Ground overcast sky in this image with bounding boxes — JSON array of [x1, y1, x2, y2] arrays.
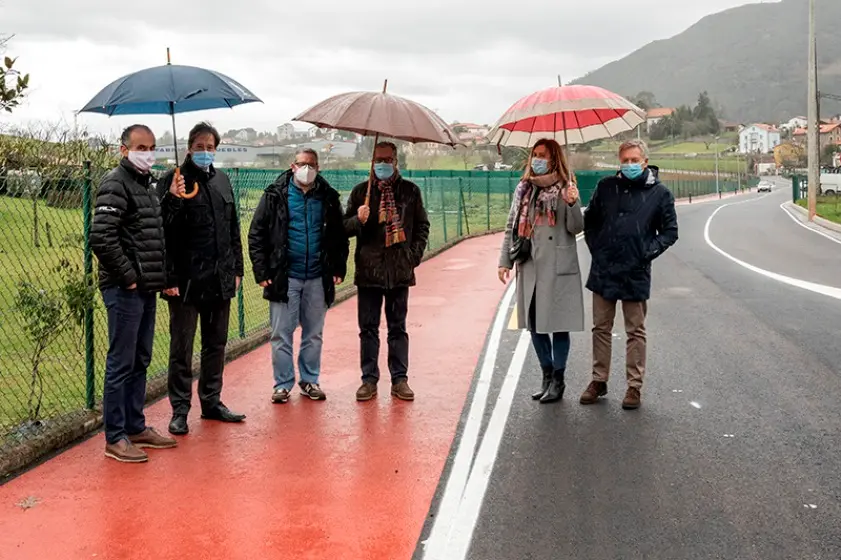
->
[[1, 0, 764, 140]]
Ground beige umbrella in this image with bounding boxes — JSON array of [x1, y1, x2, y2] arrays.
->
[[294, 80, 463, 205]]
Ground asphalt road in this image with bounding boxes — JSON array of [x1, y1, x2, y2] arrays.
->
[[416, 179, 841, 560]]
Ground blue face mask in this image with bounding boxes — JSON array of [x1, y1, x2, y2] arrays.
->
[[192, 151, 215, 169], [531, 158, 549, 176], [374, 162, 395, 180], [621, 163, 644, 180]]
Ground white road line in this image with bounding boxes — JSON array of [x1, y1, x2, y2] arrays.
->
[[422, 278, 517, 559], [438, 330, 532, 560], [704, 199, 841, 300], [778, 202, 841, 246]]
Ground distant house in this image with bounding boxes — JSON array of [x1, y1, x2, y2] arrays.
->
[[719, 120, 740, 133], [792, 122, 841, 150], [453, 122, 491, 144], [781, 116, 808, 131], [645, 108, 675, 133], [276, 123, 295, 141], [739, 124, 781, 154]]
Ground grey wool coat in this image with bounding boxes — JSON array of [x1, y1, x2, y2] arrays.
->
[[499, 189, 585, 334]]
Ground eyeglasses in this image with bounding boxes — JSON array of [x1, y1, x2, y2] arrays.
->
[[373, 157, 394, 164]]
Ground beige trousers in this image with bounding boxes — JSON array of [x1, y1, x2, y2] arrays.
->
[[591, 293, 648, 389]]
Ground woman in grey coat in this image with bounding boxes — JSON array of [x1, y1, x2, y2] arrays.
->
[[498, 138, 585, 403]]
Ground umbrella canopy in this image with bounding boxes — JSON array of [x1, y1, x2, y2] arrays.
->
[[79, 64, 262, 116], [488, 85, 645, 148], [294, 90, 462, 147]]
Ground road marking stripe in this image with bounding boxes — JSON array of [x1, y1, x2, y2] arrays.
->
[[438, 330, 532, 560], [422, 278, 517, 559], [704, 197, 841, 300], [507, 304, 518, 330], [779, 202, 841, 246]]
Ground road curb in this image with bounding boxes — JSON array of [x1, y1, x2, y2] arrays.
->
[[784, 201, 841, 235]]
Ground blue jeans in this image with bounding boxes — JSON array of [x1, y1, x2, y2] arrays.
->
[[101, 287, 157, 445], [269, 278, 327, 390], [530, 331, 571, 374]]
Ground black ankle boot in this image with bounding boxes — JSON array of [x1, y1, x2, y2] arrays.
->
[[532, 367, 553, 400], [539, 370, 566, 404]]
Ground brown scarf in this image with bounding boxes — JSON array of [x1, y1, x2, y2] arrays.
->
[[515, 172, 563, 238], [378, 173, 406, 247]]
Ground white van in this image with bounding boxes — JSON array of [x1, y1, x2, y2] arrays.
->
[[819, 170, 841, 195]]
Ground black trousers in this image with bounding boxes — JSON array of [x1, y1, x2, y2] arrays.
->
[[167, 298, 231, 416], [357, 287, 409, 384]]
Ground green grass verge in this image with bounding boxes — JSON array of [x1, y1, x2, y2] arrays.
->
[[796, 196, 841, 224]]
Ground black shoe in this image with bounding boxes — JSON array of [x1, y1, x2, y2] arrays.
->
[[168, 414, 189, 435], [201, 405, 246, 423], [531, 368, 553, 400], [539, 371, 566, 404]]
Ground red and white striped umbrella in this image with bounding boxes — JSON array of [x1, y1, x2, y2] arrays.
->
[[487, 84, 646, 148]]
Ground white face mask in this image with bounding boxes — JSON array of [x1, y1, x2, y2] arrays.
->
[[294, 165, 317, 186], [127, 150, 156, 173]]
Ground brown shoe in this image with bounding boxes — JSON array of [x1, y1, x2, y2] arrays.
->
[[622, 387, 641, 410], [104, 439, 148, 463], [580, 381, 608, 405], [391, 380, 415, 401], [129, 427, 178, 449], [356, 382, 378, 401]]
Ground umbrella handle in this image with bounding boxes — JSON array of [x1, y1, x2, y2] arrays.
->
[[173, 166, 200, 199], [182, 181, 200, 199]]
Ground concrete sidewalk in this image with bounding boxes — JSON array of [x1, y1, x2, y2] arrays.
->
[[0, 234, 507, 560]]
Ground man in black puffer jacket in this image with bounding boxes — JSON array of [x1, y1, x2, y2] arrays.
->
[[90, 124, 178, 463], [580, 139, 678, 411], [156, 122, 246, 436]]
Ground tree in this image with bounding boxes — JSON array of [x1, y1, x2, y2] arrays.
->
[[629, 91, 659, 111], [821, 144, 840, 167], [0, 36, 29, 113], [15, 260, 96, 422]]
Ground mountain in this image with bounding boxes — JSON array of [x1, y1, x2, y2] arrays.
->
[[571, 0, 841, 123]]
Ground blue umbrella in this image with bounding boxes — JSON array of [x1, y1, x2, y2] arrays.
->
[[79, 49, 261, 163]]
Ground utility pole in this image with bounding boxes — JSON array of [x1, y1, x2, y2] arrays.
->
[[807, 0, 819, 220]]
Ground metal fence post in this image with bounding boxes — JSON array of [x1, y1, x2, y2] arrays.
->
[[234, 168, 245, 339], [440, 181, 448, 243], [457, 178, 463, 237], [82, 161, 96, 409], [486, 174, 491, 231]]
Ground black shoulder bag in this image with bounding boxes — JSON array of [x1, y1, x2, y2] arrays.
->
[[509, 213, 531, 264]]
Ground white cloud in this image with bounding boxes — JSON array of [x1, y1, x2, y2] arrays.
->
[[1, 0, 761, 139]]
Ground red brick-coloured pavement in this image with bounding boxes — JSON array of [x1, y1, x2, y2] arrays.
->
[[0, 234, 506, 560]]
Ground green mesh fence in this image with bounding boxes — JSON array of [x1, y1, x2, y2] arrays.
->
[[0, 164, 747, 475]]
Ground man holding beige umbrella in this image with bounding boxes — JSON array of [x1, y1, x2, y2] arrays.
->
[[294, 83, 458, 401]]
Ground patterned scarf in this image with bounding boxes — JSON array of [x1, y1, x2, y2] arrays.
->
[[378, 172, 406, 247], [515, 172, 562, 238]]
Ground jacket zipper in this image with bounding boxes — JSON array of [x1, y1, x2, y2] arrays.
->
[[304, 194, 310, 278]]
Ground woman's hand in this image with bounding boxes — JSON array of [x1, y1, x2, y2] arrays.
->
[[564, 183, 580, 205], [498, 267, 511, 284]]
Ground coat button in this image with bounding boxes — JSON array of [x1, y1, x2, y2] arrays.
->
[[548, 236, 553, 240]]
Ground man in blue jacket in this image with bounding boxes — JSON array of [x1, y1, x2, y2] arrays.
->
[[248, 148, 349, 403], [580, 139, 678, 410]]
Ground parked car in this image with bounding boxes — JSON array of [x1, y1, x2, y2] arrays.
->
[[757, 181, 773, 193]]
